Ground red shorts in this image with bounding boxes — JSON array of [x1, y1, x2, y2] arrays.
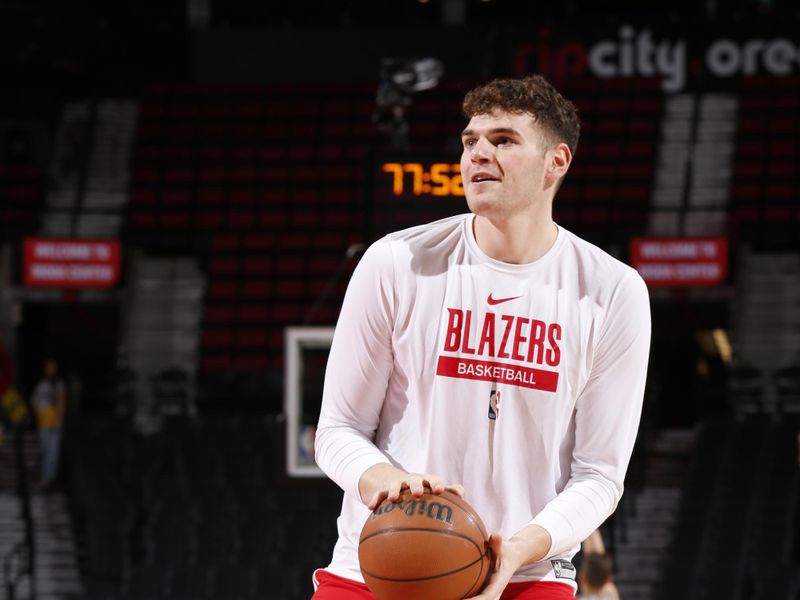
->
[[312, 569, 575, 599]]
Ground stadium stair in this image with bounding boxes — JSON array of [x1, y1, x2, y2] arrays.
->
[[1, 430, 84, 600], [30, 493, 84, 599], [613, 428, 694, 600]]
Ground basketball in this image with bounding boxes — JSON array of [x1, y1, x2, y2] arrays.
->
[[358, 489, 493, 600]]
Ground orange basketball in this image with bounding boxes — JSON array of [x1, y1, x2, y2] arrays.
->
[[358, 490, 492, 600]]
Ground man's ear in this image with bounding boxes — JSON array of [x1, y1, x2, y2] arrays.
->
[[545, 142, 572, 187]]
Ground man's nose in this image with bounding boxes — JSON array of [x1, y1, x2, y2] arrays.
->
[[470, 138, 493, 162]]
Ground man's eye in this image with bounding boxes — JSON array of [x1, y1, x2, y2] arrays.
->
[[463, 139, 476, 147], [497, 137, 513, 146]]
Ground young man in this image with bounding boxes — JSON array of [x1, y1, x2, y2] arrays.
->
[[313, 74, 651, 599]]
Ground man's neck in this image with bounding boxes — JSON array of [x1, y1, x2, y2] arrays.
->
[[472, 211, 558, 265]]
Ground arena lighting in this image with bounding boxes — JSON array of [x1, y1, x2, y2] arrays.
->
[[712, 329, 732, 364]]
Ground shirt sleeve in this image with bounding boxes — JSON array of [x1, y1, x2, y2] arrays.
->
[[314, 240, 396, 503], [530, 269, 651, 557]]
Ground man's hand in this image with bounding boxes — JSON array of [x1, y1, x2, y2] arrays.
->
[[468, 525, 552, 599], [359, 463, 464, 510], [468, 534, 524, 600]]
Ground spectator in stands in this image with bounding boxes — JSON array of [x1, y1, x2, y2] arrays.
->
[[0, 392, 8, 474], [0, 338, 11, 460], [31, 357, 67, 491], [0, 338, 24, 486], [313, 74, 650, 599], [0, 336, 13, 401], [577, 530, 620, 600]]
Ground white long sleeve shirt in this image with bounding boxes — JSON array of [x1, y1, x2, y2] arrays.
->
[[315, 213, 651, 588]]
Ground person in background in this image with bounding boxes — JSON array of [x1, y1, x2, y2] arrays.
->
[[578, 530, 620, 600], [0, 338, 12, 462], [32, 357, 67, 491]]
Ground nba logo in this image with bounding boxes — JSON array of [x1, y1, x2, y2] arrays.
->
[[488, 390, 501, 420]]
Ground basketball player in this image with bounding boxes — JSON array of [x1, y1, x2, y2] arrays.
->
[[313, 74, 651, 599]]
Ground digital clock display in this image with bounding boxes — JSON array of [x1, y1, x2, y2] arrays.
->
[[371, 157, 468, 240], [381, 162, 464, 197]]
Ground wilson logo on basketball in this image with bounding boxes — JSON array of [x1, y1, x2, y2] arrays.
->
[[370, 499, 453, 525], [436, 307, 562, 392]]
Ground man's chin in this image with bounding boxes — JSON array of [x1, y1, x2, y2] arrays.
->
[[465, 195, 498, 215], [467, 193, 500, 212]]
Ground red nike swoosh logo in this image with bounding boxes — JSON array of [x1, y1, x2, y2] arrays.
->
[[487, 293, 523, 306]]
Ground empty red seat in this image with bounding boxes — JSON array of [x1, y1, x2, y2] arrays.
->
[[228, 211, 257, 228], [230, 188, 257, 204], [276, 234, 312, 249], [202, 355, 233, 371], [159, 212, 190, 228], [238, 305, 269, 322], [197, 212, 225, 228], [272, 303, 301, 321], [128, 207, 155, 225], [242, 256, 273, 274], [242, 236, 273, 252], [205, 306, 236, 324], [210, 258, 239, 275], [208, 281, 238, 300], [163, 190, 192, 205], [203, 330, 234, 348], [273, 280, 305, 298], [241, 281, 270, 298], [237, 330, 268, 348], [234, 355, 268, 369], [199, 167, 227, 183]]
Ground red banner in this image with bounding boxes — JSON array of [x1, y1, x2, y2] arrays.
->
[[23, 238, 121, 289], [630, 238, 728, 287], [436, 356, 559, 392]]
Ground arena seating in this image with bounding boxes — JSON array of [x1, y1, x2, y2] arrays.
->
[[124, 77, 663, 409], [730, 75, 800, 242], [0, 161, 45, 235], [555, 77, 661, 233], [126, 82, 378, 386], [66, 415, 342, 599]]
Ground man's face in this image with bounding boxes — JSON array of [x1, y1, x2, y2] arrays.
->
[[45, 359, 57, 378], [460, 110, 552, 220]]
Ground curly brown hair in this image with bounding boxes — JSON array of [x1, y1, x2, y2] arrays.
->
[[462, 75, 580, 156]]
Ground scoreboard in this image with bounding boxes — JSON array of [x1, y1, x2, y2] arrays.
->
[[371, 157, 468, 239], [380, 161, 464, 198]]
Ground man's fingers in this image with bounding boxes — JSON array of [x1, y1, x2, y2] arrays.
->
[[386, 479, 405, 503], [467, 534, 509, 599], [445, 483, 465, 498], [426, 475, 445, 494], [468, 571, 504, 600], [368, 473, 466, 509], [423, 473, 444, 494], [488, 533, 504, 570], [368, 489, 387, 510], [408, 474, 427, 496]]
